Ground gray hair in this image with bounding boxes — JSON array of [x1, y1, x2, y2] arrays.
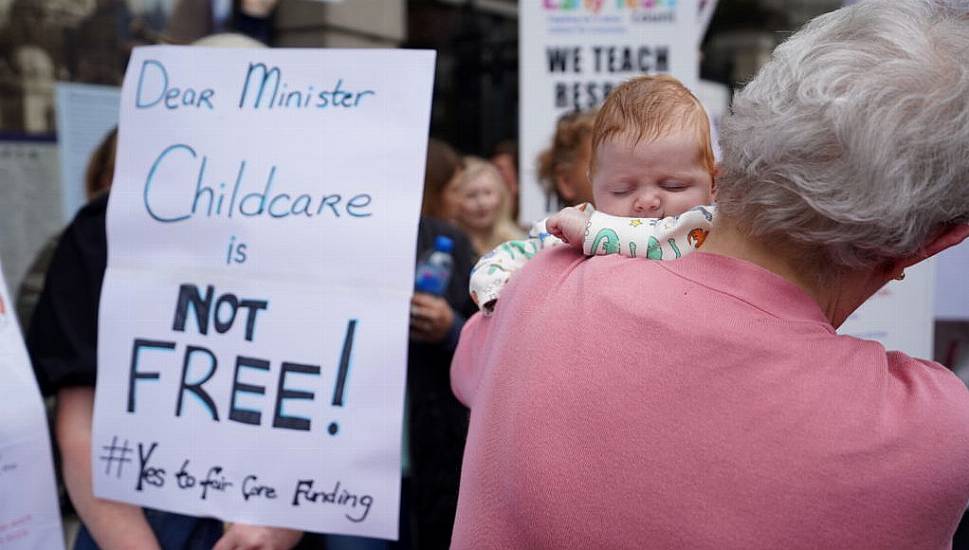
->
[[716, 0, 969, 271]]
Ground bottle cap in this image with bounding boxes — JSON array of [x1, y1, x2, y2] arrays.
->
[[434, 235, 454, 253]]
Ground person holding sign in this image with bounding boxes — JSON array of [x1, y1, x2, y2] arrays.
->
[[30, 160, 304, 550], [28, 37, 308, 550], [451, 1, 969, 547]]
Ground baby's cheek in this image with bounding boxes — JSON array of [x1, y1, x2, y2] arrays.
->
[[594, 195, 630, 217]]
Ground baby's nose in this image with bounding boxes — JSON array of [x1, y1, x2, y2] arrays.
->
[[634, 192, 661, 214]]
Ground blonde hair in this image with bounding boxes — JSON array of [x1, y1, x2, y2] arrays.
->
[[592, 75, 715, 177], [456, 156, 524, 253], [537, 109, 597, 202]]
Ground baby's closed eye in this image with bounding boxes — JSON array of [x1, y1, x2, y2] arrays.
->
[[661, 180, 690, 191]]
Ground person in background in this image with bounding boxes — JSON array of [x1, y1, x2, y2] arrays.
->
[[490, 139, 519, 221], [17, 128, 116, 330], [446, 157, 524, 256], [537, 109, 597, 209], [421, 138, 465, 222], [402, 218, 476, 550], [451, 1, 969, 547], [165, 0, 279, 45], [300, 138, 477, 550], [28, 36, 304, 550]]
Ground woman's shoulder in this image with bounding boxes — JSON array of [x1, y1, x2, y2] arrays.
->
[[886, 351, 969, 405], [885, 350, 969, 442]]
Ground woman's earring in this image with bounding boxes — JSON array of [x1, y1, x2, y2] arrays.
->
[[895, 270, 906, 281]]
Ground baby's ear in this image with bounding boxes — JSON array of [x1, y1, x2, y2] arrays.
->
[[709, 164, 721, 199]]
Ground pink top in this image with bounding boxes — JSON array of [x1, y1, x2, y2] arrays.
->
[[451, 248, 969, 549]]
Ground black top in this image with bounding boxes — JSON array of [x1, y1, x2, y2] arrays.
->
[[27, 193, 108, 396]]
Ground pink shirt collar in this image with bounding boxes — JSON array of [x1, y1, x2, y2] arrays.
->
[[660, 251, 835, 332]]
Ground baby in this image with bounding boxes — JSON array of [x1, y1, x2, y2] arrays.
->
[[471, 75, 717, 313]]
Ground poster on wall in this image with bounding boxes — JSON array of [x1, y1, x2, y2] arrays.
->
[[0, 260, 65, 550], [519, 0, 701, 224], [0, 138, 61, 296], [92, 46, 435, 540], [55, 82, 121, 220]]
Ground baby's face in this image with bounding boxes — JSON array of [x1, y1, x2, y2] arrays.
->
[[591, 129, 713, 218]]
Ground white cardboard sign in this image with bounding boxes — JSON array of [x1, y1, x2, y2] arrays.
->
[[519, 0, 700, 224], [0, 260, 65, 550], [92, 46, 435, 540]]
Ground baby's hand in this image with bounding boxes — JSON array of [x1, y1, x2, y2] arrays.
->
[[546, 206, 590, 247]]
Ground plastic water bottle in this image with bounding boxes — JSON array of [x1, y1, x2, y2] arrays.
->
[[414, 236, 454, 296]]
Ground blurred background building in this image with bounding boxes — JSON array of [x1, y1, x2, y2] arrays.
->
[[0, 0, 844, 152]]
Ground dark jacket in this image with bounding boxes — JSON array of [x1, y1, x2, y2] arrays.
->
[[406, 217, 476, 549]]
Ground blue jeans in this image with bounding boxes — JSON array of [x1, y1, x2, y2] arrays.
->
[[73, 508, 223, 550]]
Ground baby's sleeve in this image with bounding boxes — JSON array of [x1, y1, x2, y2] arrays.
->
[[582, 205, 716, 260], [469, 218, 564, 315]]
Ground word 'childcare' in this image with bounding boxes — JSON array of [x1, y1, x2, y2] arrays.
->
[[134, 60, 376, 111], [126, 284, 357, 436], [143, 144, 374, 223]]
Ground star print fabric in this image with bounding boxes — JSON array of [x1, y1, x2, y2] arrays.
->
[[469, 204, 717, 316]]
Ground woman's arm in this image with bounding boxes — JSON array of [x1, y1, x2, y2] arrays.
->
[[56, 387, 162, 550]]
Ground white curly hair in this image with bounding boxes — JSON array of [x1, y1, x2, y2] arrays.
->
[[716, 0, 969, 271]]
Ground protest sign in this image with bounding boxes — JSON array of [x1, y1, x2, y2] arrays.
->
[[92, 46, 435, 540], [0, 260, 64, 550], [519, 0, 700, 224]]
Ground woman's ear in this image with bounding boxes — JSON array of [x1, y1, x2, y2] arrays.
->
[[893, 223, 969, 273]]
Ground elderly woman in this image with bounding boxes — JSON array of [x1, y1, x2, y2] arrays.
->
[[450, 1, 969, 548]]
